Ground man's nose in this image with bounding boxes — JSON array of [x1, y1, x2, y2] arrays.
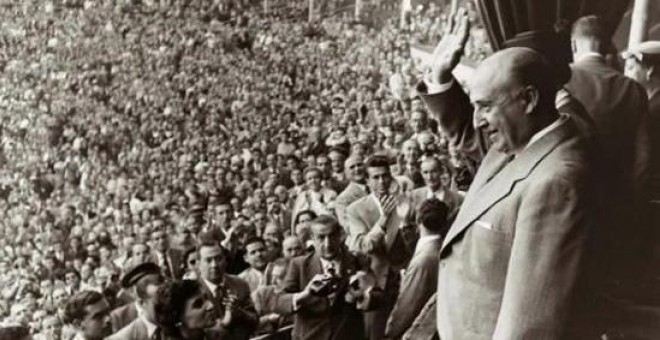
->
[[473, 109, 487, 129]]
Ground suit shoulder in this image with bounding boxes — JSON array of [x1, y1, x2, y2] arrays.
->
[[347, 194, 371, 212], [225, 274, 250, 290]]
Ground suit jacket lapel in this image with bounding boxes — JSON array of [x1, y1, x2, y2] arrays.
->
[[442, 118, 576, 251]]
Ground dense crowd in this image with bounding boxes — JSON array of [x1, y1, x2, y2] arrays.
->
[[0, 0, 490, 339]]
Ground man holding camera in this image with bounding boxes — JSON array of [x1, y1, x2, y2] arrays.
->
[[275, 215, 376, 340]]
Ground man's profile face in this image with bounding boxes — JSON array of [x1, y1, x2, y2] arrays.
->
[[367, 166, 392, 197], [81, 299, 111, 340], [469, 66, 529, 154], [198, 245, 226, 284], [311, 222, 341, 260]]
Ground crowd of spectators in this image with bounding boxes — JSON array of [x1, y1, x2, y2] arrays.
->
[[0, 0, 489, 339]]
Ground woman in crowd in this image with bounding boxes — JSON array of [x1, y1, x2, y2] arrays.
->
[[154, 280, 218, 340]]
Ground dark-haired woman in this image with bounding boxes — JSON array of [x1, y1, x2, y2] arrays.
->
[[154, 280, 220, 340]]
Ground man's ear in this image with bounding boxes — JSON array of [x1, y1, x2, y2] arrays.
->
[[522, 86, 539, 115]]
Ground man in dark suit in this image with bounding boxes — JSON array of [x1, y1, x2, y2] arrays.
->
[[106, 262, 165, 340], [197, 235, 258, 340], [566, 15, 651, 289], [333, 154, 369, 231], [275, 215, 371, 340], [109, 261, 163, 333], [150, 225, 184, 280], [346, 155, 415, 340], [384, 199, 447, 340], [417, 13, 597, 339]]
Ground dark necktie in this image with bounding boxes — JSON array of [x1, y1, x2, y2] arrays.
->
[[160, 253, 172, 279]]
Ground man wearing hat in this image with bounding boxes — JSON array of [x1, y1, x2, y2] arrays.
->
[[108, 261, 164, 336]]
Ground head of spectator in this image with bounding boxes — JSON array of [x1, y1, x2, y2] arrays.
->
[[264, 258, 290, 287], [62, 290, 112, 340], [274, 185, 289, 204], [9, 303, 30, 326], [210, 196, 233, 230], [402, 139, 421, 165], [417, 198, 450, 237], [41, 314, 62, 340], [282, 235, 303, 259], [154, 280, 216, 339], [418, 132, 437, 155], [410, 110, 428, 134], [197, 237, 228, 286], [420, 156, 453, 192], [310, 215, 343, 261], [124, 260, 164, 314], [328, 148, 347, 175], [244, 237, 269, 272], [182, 247, 199, 280], [345, 154, 366, 185], [64, 268, 81, 293], [366, 155, 395, 198], [131, 242, 152, 264], [303, 166, 323, 192], [316, 154, 331, 178], [571, 15, 608, 60], [294, 210, 317, 245], [290, 168, 304, 187], [623, 41, 660, 96], [469, 47, 560, 155]]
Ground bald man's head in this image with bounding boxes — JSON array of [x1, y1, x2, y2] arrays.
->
[[469, 48, 559, 154]]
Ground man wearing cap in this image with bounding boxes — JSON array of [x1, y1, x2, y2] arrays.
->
[[107, 262, 165, 340]]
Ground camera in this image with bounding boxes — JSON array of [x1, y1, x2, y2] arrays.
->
[[311, 272, 342, 296]]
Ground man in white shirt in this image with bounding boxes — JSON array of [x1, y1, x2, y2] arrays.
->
[[239, 237, 269, 292]]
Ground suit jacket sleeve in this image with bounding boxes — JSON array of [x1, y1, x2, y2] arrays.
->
[[632, 85, 650, 198], [346, 202, 384, 254], [493, 176, 589, 340], [417, 79, 488, 164], [274, 258, 300, 315], [385, 256, 438, 339]]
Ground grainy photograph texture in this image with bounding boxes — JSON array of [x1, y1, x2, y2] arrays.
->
[[0, 0, 658, 339]]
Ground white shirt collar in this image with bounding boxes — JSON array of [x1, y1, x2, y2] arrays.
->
[[73, 333, 88, 340], [414, 235, 441, 255], [319, 257, 340, 274], [575, 52, 603, 62], [426, 187, 446, 201], [140, 314, 160, 339], [203, 278, 219, 296], [524, 116, 566, 151]]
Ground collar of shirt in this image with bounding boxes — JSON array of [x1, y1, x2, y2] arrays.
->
[[524, 116, 566, 152], [135, 301, 144, 317], [140, 314, 160, 339], [73, 333, 88, 340], [203, 278, 225, 297], [426, 187, 446, 201], [319, 257, 341, 275], [414, 235, 441, 255], [575, 52, 603, 63]]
